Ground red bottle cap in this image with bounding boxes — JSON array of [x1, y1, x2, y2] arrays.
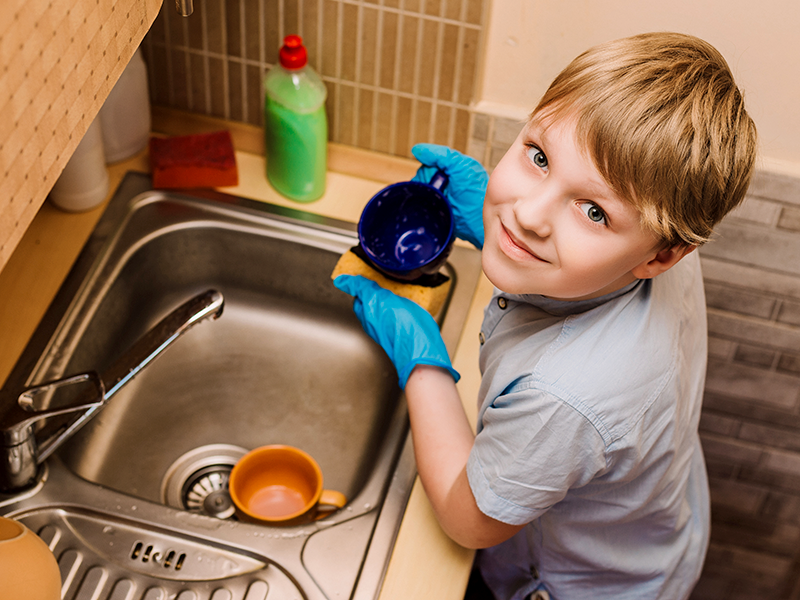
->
[[279, 35, 308, 70]]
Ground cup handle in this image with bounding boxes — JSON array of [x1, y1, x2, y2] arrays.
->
[[429, 169, 449, 192], [314, 489, 348, 519]]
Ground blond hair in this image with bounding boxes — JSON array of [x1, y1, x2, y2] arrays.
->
[[532, 32, 757, 246]]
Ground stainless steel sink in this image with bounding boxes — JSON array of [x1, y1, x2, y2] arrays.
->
[[0, 172, 482, 600]]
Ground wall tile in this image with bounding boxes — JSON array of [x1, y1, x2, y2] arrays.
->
[[701, 255, 800, 302], [704, 221, 800, 278], [779, 206, 800, 232], [749, 169, 800, 207], [733, 343, 777, 369], [208, 57, 227, 119], [707, 335, 735, 360], [699, 410, 741, 437], [379, 11, 399, 89], [225, 0, 242, 58], [761, 491, 800, 524], [705, 356, 800, 410], [777, 352, 800, 375], [443, 0, 462, 21], [729, 195, 782, 227], [739, 421, 800, 454], [457, 27, 480, 105], [205, 0, 225, 54], [778, 300, 800, 327], [188, 52, 207, 113], [284, 0, 300, 35], [437, 23, 459, 101], [417, 19, 439, 98], [707, 309, 800, 354], [144, 0, 481, 156], [360, 6, 379, 87], [739, 464, 800, 495], [704, 281, 776, 319], [763, 447, 800, 478], [700, 432, 764, 466]]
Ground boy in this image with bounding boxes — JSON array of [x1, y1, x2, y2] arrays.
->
[[335, 32, 757, 599]]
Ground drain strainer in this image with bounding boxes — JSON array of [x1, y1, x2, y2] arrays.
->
[[161, 444, 248, 519]]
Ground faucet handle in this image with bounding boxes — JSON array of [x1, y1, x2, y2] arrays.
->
[[17, 372, 106, 462], [3, 372, 105, 447]]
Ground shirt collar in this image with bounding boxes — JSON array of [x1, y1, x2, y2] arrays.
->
[[502, 280, 643, 317]]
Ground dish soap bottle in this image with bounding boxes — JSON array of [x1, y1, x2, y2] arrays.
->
[[264, 35, 328, 202]]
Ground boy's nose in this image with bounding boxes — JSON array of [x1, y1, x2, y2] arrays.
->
[[513, 185, 557, 238]]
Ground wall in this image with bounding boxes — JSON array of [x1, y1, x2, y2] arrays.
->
[[477, 0, 800, 177], [141, 0, 486, 158], [142, 1, 800, 598], [690, 172, 800, 600]]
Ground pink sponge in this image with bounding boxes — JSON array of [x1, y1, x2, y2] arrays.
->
[[149, 130, 239, 189]]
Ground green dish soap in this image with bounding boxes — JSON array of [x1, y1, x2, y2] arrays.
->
[[264, 35, 328, 202]]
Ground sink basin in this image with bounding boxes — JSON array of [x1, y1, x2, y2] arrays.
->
[[0, 172, 482, 600]]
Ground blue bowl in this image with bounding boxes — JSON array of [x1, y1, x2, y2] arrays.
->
[[358, 171, 454, 282]]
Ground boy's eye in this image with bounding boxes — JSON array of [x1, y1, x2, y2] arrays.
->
[[525, 145, 548, 169], [580, 202, 607, 225]]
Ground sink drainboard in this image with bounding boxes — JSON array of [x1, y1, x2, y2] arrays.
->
[[0, 172, 484, 600], [18, 508, 304, 599]]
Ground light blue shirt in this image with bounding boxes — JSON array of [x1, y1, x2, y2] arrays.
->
[[467, 252, 710, 600]]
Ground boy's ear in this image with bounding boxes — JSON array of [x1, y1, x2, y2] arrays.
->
[[631, 244, 697, 280]]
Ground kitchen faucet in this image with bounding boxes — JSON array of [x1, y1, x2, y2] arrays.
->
[[0, 289, 223, 493]]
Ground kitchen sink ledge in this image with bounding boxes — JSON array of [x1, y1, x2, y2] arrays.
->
[[0, 109, 494, 600]]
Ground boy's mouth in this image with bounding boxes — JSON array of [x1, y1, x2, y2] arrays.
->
[[499, 223, 548, 263]]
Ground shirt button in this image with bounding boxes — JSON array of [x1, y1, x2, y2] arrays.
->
[[497, 297, 508, 309], [479, 332, 485, 345]]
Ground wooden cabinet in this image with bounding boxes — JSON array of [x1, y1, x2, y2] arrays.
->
[[0, 0, 163, 273]]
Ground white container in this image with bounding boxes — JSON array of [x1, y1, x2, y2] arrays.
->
[[48, 117, 110, 212], [99, 47, 151, 163]]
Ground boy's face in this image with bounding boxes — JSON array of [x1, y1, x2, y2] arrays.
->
[[482, 115, 669, 301]]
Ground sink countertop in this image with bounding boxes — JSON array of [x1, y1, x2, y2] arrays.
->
[[0, 110, 495, 600]]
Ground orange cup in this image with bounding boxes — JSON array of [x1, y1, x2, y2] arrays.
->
[[229, 445, 347, 525], [0, 516, 61, 600]]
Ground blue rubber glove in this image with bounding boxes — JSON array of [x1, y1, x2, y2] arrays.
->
[[334, 274, 460, 388], [412, 143, 488, 249]]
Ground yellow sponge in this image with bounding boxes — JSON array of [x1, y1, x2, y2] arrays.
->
[[332, 247, 451, 315]]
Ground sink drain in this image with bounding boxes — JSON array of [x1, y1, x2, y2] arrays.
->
[[161, 444, 248, 519]]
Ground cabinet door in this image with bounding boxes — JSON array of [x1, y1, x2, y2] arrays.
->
[[0, 0, 163, 272]]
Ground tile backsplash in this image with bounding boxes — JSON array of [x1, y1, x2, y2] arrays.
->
[[141, 3, 800, 596], [142, 0, 484, 158]]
